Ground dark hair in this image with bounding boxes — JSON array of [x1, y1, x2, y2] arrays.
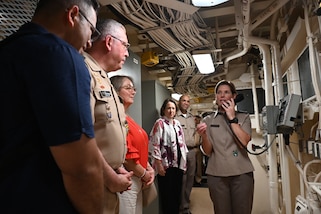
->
[[160, 98, 178, 116], [35, 0, 99, 15], [215, 80, 237, 95], [110, 75, 134, 92], [179, 94, 190, 102]]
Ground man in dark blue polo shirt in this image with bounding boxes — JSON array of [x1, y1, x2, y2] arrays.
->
[[0, 0, 105, 213]]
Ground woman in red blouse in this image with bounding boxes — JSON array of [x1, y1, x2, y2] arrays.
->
[[111, 75, 155, 214]]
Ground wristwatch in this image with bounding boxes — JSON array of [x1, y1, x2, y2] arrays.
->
[[228, 117, 238, 124]]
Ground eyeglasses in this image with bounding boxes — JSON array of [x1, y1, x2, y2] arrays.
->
[[78, 10, 101, 42], [110, 35, 130, 49], [121, 85, 136, 92]]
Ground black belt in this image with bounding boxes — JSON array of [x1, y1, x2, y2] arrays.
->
[[187, 145, 199, 150]]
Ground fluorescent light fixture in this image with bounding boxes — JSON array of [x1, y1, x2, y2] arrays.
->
[[192, 54, 215, 74], [192, 0, 229, 7], [171, 93, 182, 101]]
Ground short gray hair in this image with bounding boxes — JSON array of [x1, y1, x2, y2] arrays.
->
[[96, 18, 126, 40]]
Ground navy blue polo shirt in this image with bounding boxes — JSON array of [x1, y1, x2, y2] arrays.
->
[[0, 22, 94, 213]]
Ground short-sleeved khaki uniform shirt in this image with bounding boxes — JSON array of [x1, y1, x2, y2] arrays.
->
[[83, 52, 127, 169], [203, 111, 254, 177], [84, 52, 128, 213], [176, 110, 196, 148]]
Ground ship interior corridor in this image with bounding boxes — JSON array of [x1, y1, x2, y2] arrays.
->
[[3, 1, 321, 214]]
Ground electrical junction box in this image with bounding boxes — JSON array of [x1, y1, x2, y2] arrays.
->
[[306, 140, 314, 155], [261, 105, 279, 134], [295, 194, 321, 214], [141, 51, 159, 67], [307, 183, 321, 213], [277, 94, 301, 129], [261, 94, 301, 135], [295, 195, 309, 214]]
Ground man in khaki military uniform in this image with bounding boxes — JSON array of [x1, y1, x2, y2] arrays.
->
[[84, 18, 133, 214], [194, 115, 203, 185], [176, 94, 197, 214]]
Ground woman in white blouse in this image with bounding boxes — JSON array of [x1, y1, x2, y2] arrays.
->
[[149, 98, 188, 214]]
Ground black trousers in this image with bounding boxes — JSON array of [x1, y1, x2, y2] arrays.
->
[[157, 167, 183, 214]]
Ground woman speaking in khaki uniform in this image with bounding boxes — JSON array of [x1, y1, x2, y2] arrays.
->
[[197, 80, 254, 214]]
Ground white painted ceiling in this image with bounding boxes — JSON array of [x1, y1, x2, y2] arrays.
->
[[98, 0, 304, 111]]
